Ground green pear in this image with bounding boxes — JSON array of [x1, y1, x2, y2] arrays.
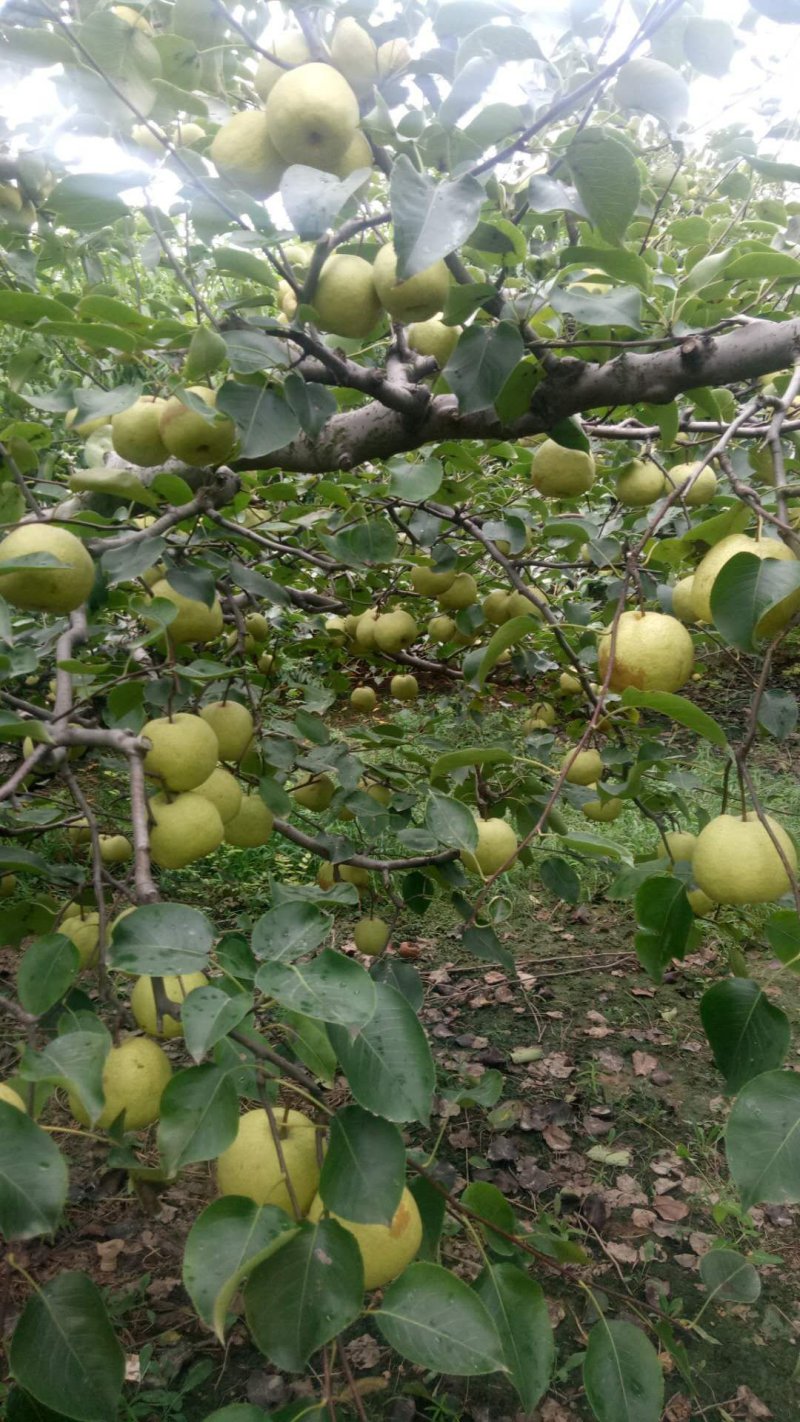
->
[[199, 699, 254, 762], [209, 110, 285, 198], [334, 129, 373, 178], [292, 776, 336, 811], [313, 254, 383, 339], [482, 589, 510, 625], [159, 386, 235, 466], [147, 580, 223, 645], [330, 18, 377, 97], [0, 524, 95, 614], [373, 609, 418, 653], [390, 673, 419, 701], [142, 712, 220, 792], [224, 793, 274, 847], [148, 793, 224, 869], [98, 834, 133, 864], [265, 62, 359, 171], [438, 573, 477, 611], [350, 686, 377, 712], [407, 318, 461, 367], [410, 564, 456, 596], [377, 38, 411, 78], [372, 242, 450, 322], [111, 396, 169, 467], [253, 30, 311, 100], [428, 615, 456, 643], [354, 917, 390, 955]]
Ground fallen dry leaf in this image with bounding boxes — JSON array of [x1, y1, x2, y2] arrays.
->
[[632, 1050, 659, 1077], [543, 1124, 572, 1152], [654, 1196, 690, 1222]]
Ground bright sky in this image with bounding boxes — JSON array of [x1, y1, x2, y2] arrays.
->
[[2, 1, 800, 204]]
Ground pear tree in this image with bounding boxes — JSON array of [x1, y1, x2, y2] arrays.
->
[[2, 2, 800, 1419]]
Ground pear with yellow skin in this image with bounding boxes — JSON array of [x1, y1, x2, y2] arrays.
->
[[159, 386, 235, 467]]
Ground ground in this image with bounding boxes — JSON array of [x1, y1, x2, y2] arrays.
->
[[2, 656, 800, 1422]]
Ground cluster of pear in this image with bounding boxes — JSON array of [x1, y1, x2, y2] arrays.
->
[[669, 532, 800, 631], [0, 180, 36, 231], [137, 702, 272, 870], [615, 456, 718, 509], [209, 18, 407, 201], [110, 386, 235, 469], [662, 816, 797, 911]]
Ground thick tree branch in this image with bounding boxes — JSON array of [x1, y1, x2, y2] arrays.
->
[[233, 318, 800, 474]]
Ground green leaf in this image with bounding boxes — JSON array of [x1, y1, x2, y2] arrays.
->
[[461, 1182, 516, 1254], [699, 1248, 761, 1304], [766, 909, 800, 971], [430, 746, 514, 781], [0, 293, 75, 328], [727, 251, 800, 281], [9, 1272, 124, 1422], [410, 1174, 447, 1262], [550, 283, 643, 330], [321, 518, 399, 566], [388, 455, 444, 501], [634, 876, 693, 983], [251, 902, 331, 963], [700, 978, 790, 1094], [278, 1009, 337, 1084], [328, 983, 435, 1124], [462, 924, 515, 973], [560, 245, 651, 291], [683, 247, 732, 295], [20, 1030, 110, 1125], [182, 987, 253, 1063], [710, 552, 800, 651], [216, 383, 300, 459], [439, 55, 497, 127], [726, 1070, 800, 1209], [620, 689, 728, 748], [539, 856, 581, 905], [107, 903, 214, 975], [566, 128, 641, 245], [48, 174, 129, 231], [443, 323, 525, 415], [223, 330, 286, 376], [747, 156, 800, 183], [183, 1196, 297, 1342], [281, 166, 371, 241], [758, 689, 797, 741], [0, 1103, 68, 1240], [157, 1064, 239, 1176], [391, 155, 485, 278], [17, 934, 80, 1015], [320, 1105, 405, 1224], [583, 1318, 663, 1422], [199, 1410, 270, 1422], [244, 1218, 364, 1371], [425, 792, 478, 851], [376, 1262, 506, 1375], [476, 615, 541, 688], [256, 950, 376, 1028], [474, 1263, 554, 1409]]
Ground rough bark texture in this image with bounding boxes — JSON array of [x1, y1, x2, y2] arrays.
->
[[234, 318, 800, 474]]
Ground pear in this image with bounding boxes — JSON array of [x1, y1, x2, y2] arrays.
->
[[461, 817, 518, 875], [65, 408, 109, 438], [407, 318, 461, 367], [174, 122, 205, 148], [482, 589, 510, 625], [410, 564, 456, 596], [224, 793, 274, 847], [317, 860, 369, 890], [558, 671, 582, 694], [245, 612, 270, 642], [692, 534, 797, 624], [377, 38, 411, 79], [0, 874, 16, 898], [354, 609, 380, 650], [0, 524, 95, 614], [312, 254, 383, 339], [111, 396, 169, 467], [325, 615, 348, 645], [614, 58, 690, 126], [390, 673, 419, 701], [292, 776, 335, 811], [199, 699, 254, 763], [253, 30, 311, 100], [582, 788, 623, 822], [428, 615, 457, 644], [562, 748, 603, 785], [193, 767, 243, 825], [350, 686, 377, 712], [663, 461, 717, 506], [330, 17, 377, 96], [504, 587, 548, 619], [142, 713, 220, 792], [147, 579, 223, 645], [210, 109, 285, 198], [265, 62, 359, 171], [615, 457, 664, 507], [334, 129, 374, 178], [597, 610, 694, 694], [354, 917, 390, 955], [671, 576, 696, 623], [99, 834, 133, 864], [148, 793, 224, 869], [111, 4, 153, 33], [692, 812, 797, 906], [438, 572, 477, 611], [372, 242, 450, 322], [60, 912, 101, 969], [531, 440, 595, 497], [373, 609, 417, 653], [159, 386, 235, 466]]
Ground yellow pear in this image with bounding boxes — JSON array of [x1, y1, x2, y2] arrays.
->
[[374, 609, 418, 653], [428, 615, 457, 643], [663, 461, 717, 506], [148, 793, 224, 869], [111, 396, 169, 467], [407, 317, 461, 367], [671, 576, 696, 622], [354, 917, 390, 955], [159, 386, 235, 466], [438, 572, 477, 611], [665, 830, 696, 861], [193, 767, 243, 825], [265, 62, 359, 171], [292, 776, 335, 811], [692, 812, 797, 905], [217, 1107, 320, 1212], [390, 673, 419, 700], [224, 793, 274, 847], [597, 610, 694, 693], [0, 524, 95, 614], [372, 242, 450, 322], [330, 17, 377, 96], [147, 579, 223, 644], [142, 713, 220, 792], [615, 457, 664, 507], [307, 1187, 422, 1289], [691, 534, 797, 623], [317, 860, 369, 890], [562, 748, 603, 785], [60, 913, 101, 969], [199, 699, 254, 762], [99, 834, 133, 865], [410, 564, 457, 596], [70, 1037, 172, 1130], [350, 686, 377, 712], [461, 817, 518, 875], [254, 30, 311, 100], [130, 972, 208, 1038], [582, 787, 623, 821], [312, 254, 383, 339], [531, 439, 595, 497], [210, 110, 285, 198]]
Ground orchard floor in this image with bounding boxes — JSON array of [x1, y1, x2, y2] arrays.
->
[[3, 659, 800, 1422]]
